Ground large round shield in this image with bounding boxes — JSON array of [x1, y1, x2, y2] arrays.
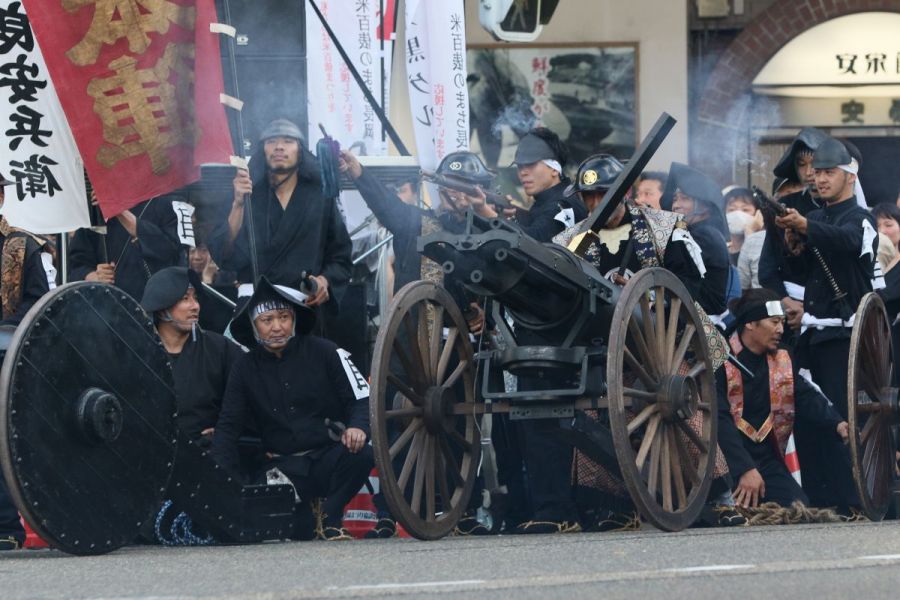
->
[[0, 282, 177, 555]]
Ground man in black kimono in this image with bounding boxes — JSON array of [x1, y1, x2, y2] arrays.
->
[[212, 278, 372, 541], [661, 163, 732, 318], [774, 137, 876, 508], [717, 289, 849, 508], [759, 127, 829, 331], [68, 194, 184, 302], [207, 119, 352, 319], [141, 267, 244, 445]]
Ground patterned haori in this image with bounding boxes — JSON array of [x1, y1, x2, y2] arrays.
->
[[724, 333, 795, 458], [0, 215, 50, 319]]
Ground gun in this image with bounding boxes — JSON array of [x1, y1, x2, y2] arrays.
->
[[420, 170, 526, 213], [751, 185, 787, 217]]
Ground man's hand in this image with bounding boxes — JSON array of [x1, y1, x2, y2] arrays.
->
[[86, 262, 115, 284], [782, 297, 803, 331], [342, 427, 367, 453], [774, 208, 808, 235], [734, 468, 766, 508], [305, 275, 330, 307], [466, 302, 485, 335], [338, 150, 363, 179], [837, 421, 850, 443], [233, 168, 252, 207]]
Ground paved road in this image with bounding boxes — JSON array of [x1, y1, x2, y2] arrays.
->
[[3, 521, 900, 599]]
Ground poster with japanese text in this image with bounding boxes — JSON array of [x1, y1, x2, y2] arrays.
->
[[0, 0, 89, 234]]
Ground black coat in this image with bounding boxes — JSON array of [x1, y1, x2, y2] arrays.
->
[[759, 189, 823, 297], [688, 220, 731, 316], [715, 345, 842, 479], [68, 197, 183, 302], [170, 329, 245, 439], [517, 181, 588, 243], [211, 335, 369, 475]]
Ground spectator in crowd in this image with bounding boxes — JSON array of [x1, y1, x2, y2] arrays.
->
[[760, 127, 829, 332], [727, 210, 754, 266], [392, 174, 421, 207], [207, 118, 352, 326], [141, 267, 244, 446], [724, 187, 757, 217], [717, 289, 849, 508], [873, 203, 900, 272], [662, 163, 732, 316], [774, 137, 875, 510], [212, 278, 372, 541], [634, 171, 666, 210], [1, 171, 56, 551], [69, 191, 184, 302]]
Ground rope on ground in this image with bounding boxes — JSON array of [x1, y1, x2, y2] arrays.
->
[[735, 501, 852, 525], [154, 500, 216, 546]]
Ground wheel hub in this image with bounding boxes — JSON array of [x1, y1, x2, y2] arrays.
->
[[74, 387, 124, 444], [423, 385, 453, 434], [655, 375, 695, 421]]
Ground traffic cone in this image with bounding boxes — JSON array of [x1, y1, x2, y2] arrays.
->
[[784, 433, 802, 486]]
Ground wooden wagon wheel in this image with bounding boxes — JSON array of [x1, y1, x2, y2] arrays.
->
[[370, 280, 481, 540], [848, 292, 898, 521], [607, 268, 716, 531]]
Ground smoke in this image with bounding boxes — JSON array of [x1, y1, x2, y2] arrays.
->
[[489, 98, 538, 140]]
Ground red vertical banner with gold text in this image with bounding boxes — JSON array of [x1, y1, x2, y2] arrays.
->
[[21, 0, 234, 218]]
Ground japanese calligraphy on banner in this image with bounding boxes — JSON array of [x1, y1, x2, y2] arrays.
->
[[0, 1, 89, 234], [405, 0, 469, 171], [21, 0, 233, 218], [306, 0, 394, 156]]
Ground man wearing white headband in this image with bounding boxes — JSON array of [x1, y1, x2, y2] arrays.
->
[[212, 277, 372, 541], [717, 288, 851, 511], [773, 136, 876, 509]]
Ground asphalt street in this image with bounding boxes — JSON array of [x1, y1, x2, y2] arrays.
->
[[3, 520, 900, 599]]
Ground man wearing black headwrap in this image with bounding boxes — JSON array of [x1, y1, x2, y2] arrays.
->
[[716, 289, 849, 509], [661, 163, 732, 317], [141, 267, 244, 445], [207, 119, 352, 322], [212, 278, 372, 540]]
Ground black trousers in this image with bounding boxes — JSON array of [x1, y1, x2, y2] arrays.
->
[[518, 418, 578, 522], [755, 454, 809, 507], [0, 475, 25, 542], [265, 443, 374, 529], [808, 338, 851, 418]]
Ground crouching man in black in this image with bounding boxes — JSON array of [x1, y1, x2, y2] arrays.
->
[[212, 278, 372, 540]]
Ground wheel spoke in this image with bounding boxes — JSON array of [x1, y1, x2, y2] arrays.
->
[[686, 362, 706, 380], [673, 431, 701, 486], [404, 311, 429, 385], [670, 324, 695, 375], [648, 423, 662, 498], [665, 296, 683, 374], [626, 403, 658, 435], [446, 426, 473, 453], [398, 429, 424, 490], [630, 311, 659, 378], [624, 346, 657, 390], [417, 306, 433, 382], [387, 373, 425, 406], [392, 339, 425, 392], [624, 387, 658, 403], [640, 294, 659, 367], [411, 434, 429, 517], [442, 359, 469, 388], [635, 413, 661, 469], [436, 327, 459, 383], [675, 419, 709, 455], [655, 287, 667, 368], [435, 448, 452, 511], [425, 436, 436, 521], [429, 305, 445, 378], [386, 406, 423, 420], [859, 414, 877, 445], [438, 432, 465, 487], [668, 427, 687, 509], [389, 418, 424, 460], [661, 425, 673, 512]]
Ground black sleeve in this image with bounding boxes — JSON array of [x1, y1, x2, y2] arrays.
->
[[319, 199, 353, 307], [211, 358, 251, 477], [715, 367, 756, 479], [353, 168, 422, 237], [136, 198, 182, 270], [67, 228, 101, 281], [758, 228, 790, 297], [519, 208, 565, 243], [806, 213, 874, 258], [326, 346, 370, 438], [663, 238, 703, 302], [793, 369, 843, 430]]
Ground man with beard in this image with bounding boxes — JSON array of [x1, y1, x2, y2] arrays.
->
[[207, 119, 352, 323], [212, 278, 372, 540], [774, 137, 876, 510], [759, 127, 828, 331], [141, 267, 244, 446], [717, 289, 849, 509]]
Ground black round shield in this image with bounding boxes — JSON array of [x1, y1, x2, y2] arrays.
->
[[0, 282, 176, 555]]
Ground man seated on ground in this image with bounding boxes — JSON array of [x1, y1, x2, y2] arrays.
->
[[717, 288, 849, 509], [211, 278, 372, 541], [141, 267, 245, 446]]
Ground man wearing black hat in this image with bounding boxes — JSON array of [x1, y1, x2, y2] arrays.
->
[[661, 163, 732, 317], [717, 288, 849, 509], [207, 118, 352, 321], [760, 127, 829, 330], [774, 137, 876, 508], [211, 278, 372, 540], [141, 267, 244, 445]]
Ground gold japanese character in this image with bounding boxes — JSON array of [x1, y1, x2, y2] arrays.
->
[[88, 42, 199, 174], [64, 0, 196, 66]]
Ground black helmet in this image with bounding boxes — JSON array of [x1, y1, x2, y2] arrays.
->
[[435, 152, 496, 187], [564, 154, 624, 197], [141, 267, 202, 314]]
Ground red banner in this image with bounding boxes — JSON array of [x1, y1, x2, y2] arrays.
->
[[22, 0, 233, 218]]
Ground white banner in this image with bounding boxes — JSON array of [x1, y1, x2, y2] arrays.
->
[[0, 0, 89, 234], [405, 0, 470, 171], [306, 0, 394, 156]]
